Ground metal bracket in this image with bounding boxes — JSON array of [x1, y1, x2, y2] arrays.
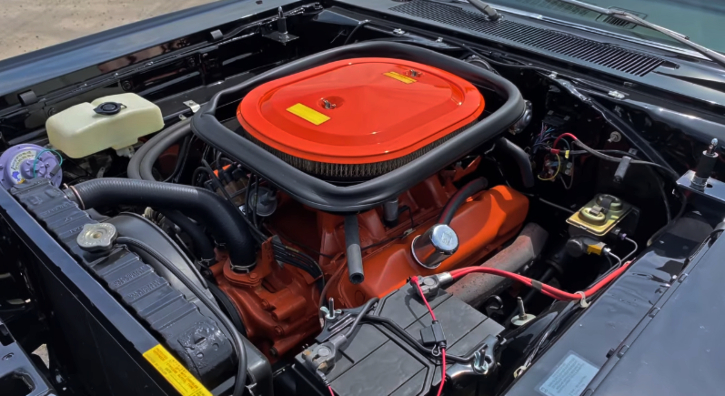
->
[[264, 7, 299, 44], [607, 90, 626, 99], [183, 100, 201, 113], [263, 30, 299, 44], [677, 170, 725, 217]]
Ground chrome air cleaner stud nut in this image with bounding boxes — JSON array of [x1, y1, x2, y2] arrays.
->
[[77, 223, 118, 252]]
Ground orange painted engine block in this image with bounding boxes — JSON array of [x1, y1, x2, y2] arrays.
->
[[213, 174, 528, 359]]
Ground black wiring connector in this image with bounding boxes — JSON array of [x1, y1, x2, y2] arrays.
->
[[420, 321, 447, 349], [409, 276, 449, 351]]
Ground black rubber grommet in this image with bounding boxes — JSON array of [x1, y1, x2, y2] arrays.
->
[[93, 102, 124, 115]]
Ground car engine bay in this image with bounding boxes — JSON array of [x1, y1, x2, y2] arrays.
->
[[1, 2, 724, 396]]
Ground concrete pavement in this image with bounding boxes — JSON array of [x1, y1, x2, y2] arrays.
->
[[0, 0, 214, 61]]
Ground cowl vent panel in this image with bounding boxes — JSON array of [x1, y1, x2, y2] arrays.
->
[[390, 1, 664, 77]]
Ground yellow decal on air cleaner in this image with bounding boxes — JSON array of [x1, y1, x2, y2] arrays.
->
[[286, 103, 330, 125], [143, 344, 212, 396], [383, 71, 417, 84]]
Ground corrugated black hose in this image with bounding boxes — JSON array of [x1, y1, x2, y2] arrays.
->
[[126, 119, 221, 264], [65, 178, 255, 269]]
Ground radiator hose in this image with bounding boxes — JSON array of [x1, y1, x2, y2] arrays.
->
[[126, 120, 219, 264], [65, 178, 256, 268]]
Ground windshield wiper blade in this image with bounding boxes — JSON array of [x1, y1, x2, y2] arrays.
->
[[548, 0, 725, 68]]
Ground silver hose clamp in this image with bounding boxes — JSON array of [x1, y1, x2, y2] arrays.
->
[[66, 184, 85, 209]]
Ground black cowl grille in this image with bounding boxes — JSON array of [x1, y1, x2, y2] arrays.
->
[[390, 1, 664, 76]]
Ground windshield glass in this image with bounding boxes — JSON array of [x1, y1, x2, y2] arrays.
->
[[492, 0, 724, 54]]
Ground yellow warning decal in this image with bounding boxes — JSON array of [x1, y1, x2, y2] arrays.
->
[[286, 103, 330, 125], [143, 344, 212, 396], [383, 71, 417, 84]]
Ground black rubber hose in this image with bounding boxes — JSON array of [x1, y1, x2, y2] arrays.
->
[[344, 215, 364, 285], [139, 120, 194, 181], [115, 237, 248, 396], [495, 137, 535, 188], [164, 134, 192, 183], [344, 297, 379, 339], [158, 209, 216, 264], [127, 121, 219, 264], [127, 119, 191, 180], [439, 177, 488, 225], [66, 178, 255, 268]]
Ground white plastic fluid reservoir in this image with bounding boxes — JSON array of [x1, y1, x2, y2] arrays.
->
[[46, 93, 164, 158]]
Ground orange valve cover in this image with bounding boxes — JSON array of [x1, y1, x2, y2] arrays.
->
[[327, 185, 529, 306], [237, 58, 485, 165]]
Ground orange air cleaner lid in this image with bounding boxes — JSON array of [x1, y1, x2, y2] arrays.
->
[[237, 58, 485, 165]]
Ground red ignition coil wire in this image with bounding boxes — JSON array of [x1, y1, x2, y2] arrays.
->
[[552, 132, 579, 149]]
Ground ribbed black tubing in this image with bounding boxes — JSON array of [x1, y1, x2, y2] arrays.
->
[[66, 178, 255, 268]]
